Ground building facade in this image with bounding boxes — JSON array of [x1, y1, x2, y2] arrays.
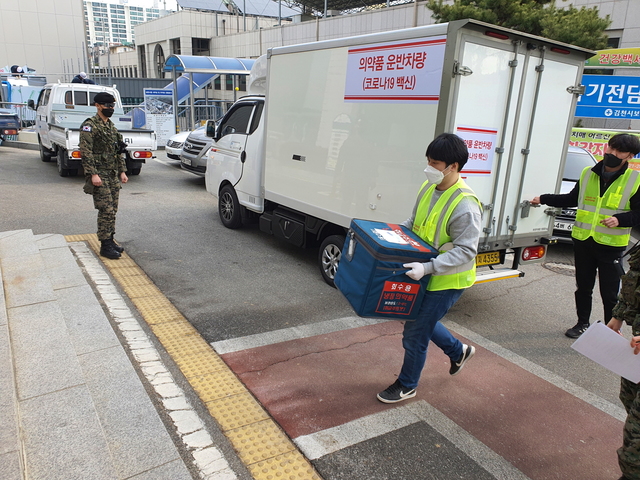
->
[[0, 0, 87, 81]]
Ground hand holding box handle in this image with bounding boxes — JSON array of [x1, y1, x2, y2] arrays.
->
[[403, 262, 426, 281]]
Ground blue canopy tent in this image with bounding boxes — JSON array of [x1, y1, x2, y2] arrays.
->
[[162, 55, 255, 132]]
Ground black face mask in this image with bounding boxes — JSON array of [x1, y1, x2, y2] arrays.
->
[[603, 153, 624, 168], [102, 108, 114, 118]]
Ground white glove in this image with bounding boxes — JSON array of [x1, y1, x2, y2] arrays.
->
[[403, 262, 426, 281]]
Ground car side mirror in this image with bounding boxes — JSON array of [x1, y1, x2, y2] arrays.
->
[[28, 99, 35, 110], [205, 119, 216, 138]]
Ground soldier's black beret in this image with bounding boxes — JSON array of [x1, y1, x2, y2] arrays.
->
[[94, 92, 116, 104]]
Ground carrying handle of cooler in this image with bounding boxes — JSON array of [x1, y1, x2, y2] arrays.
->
[[344, 230, 356, 262]]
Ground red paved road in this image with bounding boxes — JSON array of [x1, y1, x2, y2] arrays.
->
[[222, 321, 622, 480]]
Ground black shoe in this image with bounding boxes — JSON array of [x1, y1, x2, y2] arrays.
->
[[565, 323, 589, 339], [100, 240, 121, 259], [377, 379, 416, 404], [110, 236, 124, 253], [450, 344, 475, 375]]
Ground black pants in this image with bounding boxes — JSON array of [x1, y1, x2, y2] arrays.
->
[[573, 237, 625, 325]]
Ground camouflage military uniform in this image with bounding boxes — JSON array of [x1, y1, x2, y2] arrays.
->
[[79, 114, 126, 241], [612, 247, 640, 479]]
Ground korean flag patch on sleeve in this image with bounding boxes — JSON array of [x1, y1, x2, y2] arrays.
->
[[82, 125, 92, 132]]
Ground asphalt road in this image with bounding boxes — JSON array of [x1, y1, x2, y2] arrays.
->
[[0, 144, 628, 479]]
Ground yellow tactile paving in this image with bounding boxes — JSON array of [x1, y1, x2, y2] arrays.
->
[[249, 451, 323, 480], [124, 284, 164, 298], [141, 307, 186, 325], [189, 369, 248, 401], [206, 392, 270, 431], [227, 420, 296, 465], [113, 274, 155, 288], [172, 349, 229, 378], [67, 234, 322, 479], [107, 266, 147, 278], [131, 294, 178, 313]]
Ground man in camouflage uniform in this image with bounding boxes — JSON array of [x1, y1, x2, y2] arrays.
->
[[608, 244, 640, 480], [79, 91, 128, 259]]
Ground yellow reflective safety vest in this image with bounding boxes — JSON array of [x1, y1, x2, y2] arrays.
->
[[572, 166, 640, 247], [412, 178, 481, 291]]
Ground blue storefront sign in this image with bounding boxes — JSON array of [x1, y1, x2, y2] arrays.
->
[[576, 74, 640, 119]]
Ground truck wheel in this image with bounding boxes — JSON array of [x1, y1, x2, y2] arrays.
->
[[128, 168, 141, 175], [57, 148, 70, 177], [318, 234, 345, 288], [38, 137, 53, 162], [218, 184, 243, 229]]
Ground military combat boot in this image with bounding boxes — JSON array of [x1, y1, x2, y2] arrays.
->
[[110, 235, 124, 253], [100, 239, 121, 259]]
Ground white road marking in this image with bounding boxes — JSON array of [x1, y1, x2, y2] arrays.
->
[[70, 242, 237, 480], [211, 316, 388, 354], [295, 401, 531, 480]]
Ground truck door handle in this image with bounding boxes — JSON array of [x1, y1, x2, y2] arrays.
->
[[241, 151, 246, 163]]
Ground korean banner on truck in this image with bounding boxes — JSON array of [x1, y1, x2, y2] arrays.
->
[[344, 36, 446, 103], [455, 126, 498, 176], [575, 75, 640, 119]]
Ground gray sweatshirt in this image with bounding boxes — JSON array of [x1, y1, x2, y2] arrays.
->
[[402, 188, 482, 277]]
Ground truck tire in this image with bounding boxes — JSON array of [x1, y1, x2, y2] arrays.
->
[[128, 167, 141, 175], [318, 234, 345, 288], [38, 137, 53, 162], [218, 184, 243, 229], [57, 148, 71, 177]]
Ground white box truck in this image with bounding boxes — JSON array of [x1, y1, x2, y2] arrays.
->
[[204, 19, 593, 286]]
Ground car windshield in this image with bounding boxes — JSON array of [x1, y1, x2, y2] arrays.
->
[[563, 150, 596, 181]]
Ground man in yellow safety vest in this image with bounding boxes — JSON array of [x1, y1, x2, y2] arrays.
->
[[377, 133, 483, 404], [532, 133, 640, 339]]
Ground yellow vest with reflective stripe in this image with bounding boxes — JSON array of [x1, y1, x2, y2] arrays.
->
[[572, 166, 640, 247], [412, 178, 481, 291]]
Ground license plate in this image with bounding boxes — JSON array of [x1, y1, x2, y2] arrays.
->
[[554, 221, 573, 231], [476, 251, 501, 267]]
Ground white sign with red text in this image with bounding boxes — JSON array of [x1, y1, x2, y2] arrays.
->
[[344, 36, 447, 103], [455, 126, 498, 176]]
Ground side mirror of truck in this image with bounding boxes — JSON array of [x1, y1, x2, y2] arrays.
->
[[205, 119, 216, 139], [28, 99, 35, 110], [222, 125, 236, 136]]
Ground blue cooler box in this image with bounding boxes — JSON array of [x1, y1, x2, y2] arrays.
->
[[335, 219, 439, 320]]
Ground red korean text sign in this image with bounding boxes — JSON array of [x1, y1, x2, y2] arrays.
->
[[344, 36, 447, 103], [376, 281, 422, 316]]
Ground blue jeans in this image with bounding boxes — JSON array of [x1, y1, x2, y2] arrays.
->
[[397, 288, 465, 389]]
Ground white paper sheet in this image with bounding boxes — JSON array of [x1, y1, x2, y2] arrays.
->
[[571, 322, 640, 383]]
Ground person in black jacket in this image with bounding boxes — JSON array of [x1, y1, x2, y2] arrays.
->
[[532, 133, 640, 338], [72, 72, 95, 84]]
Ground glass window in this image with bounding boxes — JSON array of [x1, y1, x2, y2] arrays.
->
[[74, 91, 88, 105], [218, 104, 255, 137]]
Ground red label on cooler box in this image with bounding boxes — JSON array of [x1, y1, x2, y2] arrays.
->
[[375, 280, 422, 316]]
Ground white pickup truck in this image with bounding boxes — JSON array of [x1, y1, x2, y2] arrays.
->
[[29, 83, 156, 177]]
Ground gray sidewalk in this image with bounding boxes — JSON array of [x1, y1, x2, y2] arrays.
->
[[0, 229, 195, 480]]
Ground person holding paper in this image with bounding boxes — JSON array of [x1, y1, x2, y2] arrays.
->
[[533, 133, 640, 339], [607, 245, 640, 480]]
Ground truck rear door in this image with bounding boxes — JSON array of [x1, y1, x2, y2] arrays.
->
[[443, 24, 585, 258]]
